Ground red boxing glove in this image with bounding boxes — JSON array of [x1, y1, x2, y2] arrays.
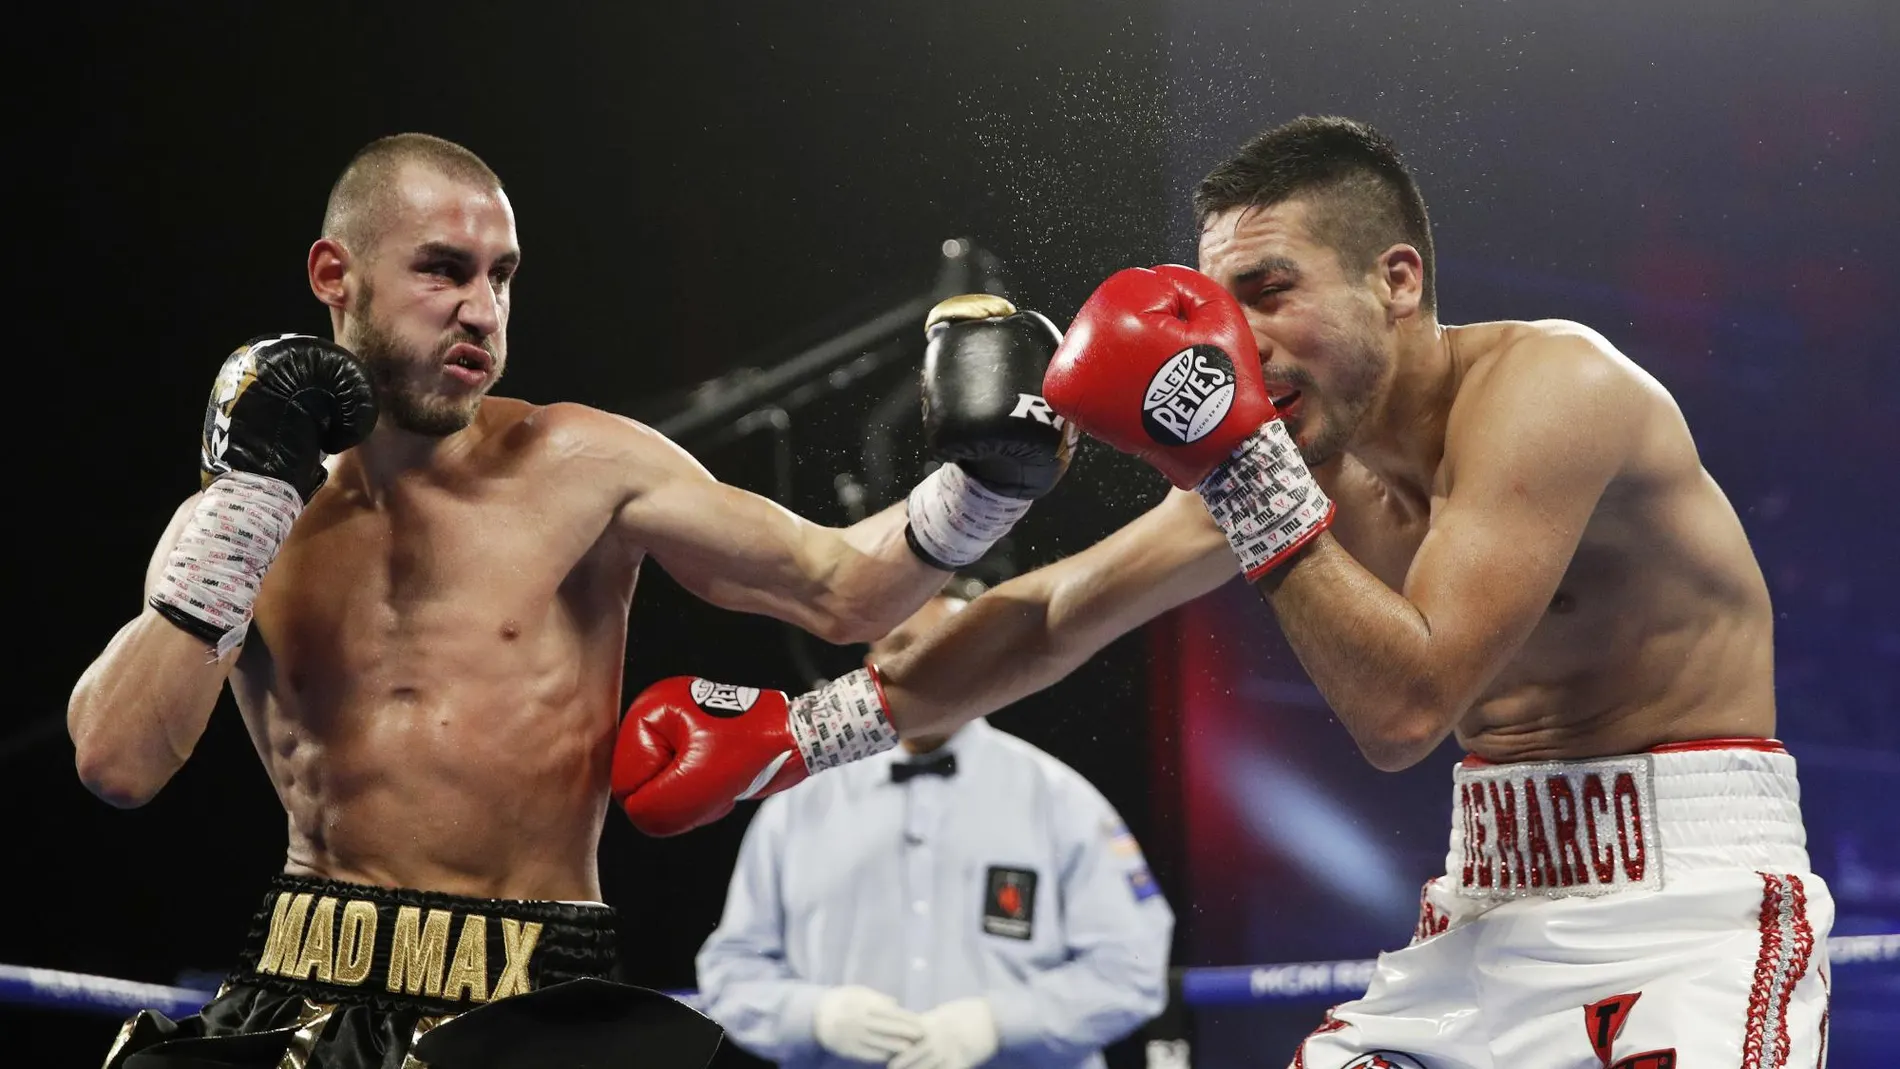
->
[[613, 670, 898, 837], [1043, 265, 1335, 578], [1044, 264, 1273, 488]]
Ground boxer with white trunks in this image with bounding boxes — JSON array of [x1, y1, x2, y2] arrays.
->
[[611, 116, 1830, 1067], [1289, 740, 1827, 1068]]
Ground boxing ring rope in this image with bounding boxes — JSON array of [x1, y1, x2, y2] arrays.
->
[[7, 934, 1894, 1018]]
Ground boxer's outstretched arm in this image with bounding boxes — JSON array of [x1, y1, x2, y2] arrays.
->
[[595, 409, 948, 645], [613, 490, 1235, 837], [878, 488, 1239, 737], [1255, 335, 1646, 770], [69, 495, 242, 807]]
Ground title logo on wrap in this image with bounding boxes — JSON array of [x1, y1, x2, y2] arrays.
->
[[201, 344, 263, 480], [690, 679, 761, 717], [1141, 345, 1235, 446]]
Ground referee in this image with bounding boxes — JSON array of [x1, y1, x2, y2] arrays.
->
[[697, 589, 1174, 1069]]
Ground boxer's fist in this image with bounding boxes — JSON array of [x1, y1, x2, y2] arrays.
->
[[922, 294, 1077, 501], [1041, 265, 1275, 489], [201, 334, 378, 504], [904, 296, 1077, 570], [614, 670, 898, 837], [613, 678, 805, 837], [1045, 266, 1334, 578], [149, 335, 376, 651]]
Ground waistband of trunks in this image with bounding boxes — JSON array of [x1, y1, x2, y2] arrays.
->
[[1444, 738, 1811, 900], [228, 874, 620, 1015]]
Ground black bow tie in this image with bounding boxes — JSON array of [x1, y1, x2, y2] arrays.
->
[[891, 752, 957, 783]]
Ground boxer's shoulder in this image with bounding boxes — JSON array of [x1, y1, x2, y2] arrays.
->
[[1447, 320, 1663, 442], [477, 399, 695, 478], [482, 397, 595, 449], [1430, 321, 1678, 505], [1453, 319, 1662, 401]]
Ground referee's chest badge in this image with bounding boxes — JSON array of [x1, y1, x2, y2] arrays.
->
[[982, 866, 1038, 940]]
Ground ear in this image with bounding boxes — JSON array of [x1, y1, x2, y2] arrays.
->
[[308, 238, 352, 311], [1374, 243, 1426, 321]]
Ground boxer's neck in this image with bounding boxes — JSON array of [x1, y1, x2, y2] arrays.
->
[[901, 735, 950, 756], [1343, 316, 1459, 500], [343, 410, 487, 496]]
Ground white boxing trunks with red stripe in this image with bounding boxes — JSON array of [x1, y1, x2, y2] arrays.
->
[[1289, 739, 1833, 1069]]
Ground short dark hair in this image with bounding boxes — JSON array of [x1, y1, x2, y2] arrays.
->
[[321, 133, 502, 257], [1194, 116, 1436, 312]]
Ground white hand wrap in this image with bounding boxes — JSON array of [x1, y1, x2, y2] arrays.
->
[[149, 471, 304, 657], [905, 461, 1033, 569], [1197, 420, 1335, 581], [788, 667, 900, 773]]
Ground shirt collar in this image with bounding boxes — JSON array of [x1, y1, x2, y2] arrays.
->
[[888, 716, 991, 770]]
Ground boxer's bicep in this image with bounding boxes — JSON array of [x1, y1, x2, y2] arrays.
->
[[1401, 340, 1639, 706], [595, 413, 807, 600], [625, 462, 842, 623], [606, 417, 932, 641]]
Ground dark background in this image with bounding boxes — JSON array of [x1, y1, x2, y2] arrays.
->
[[9, 0, 1896, 1065]]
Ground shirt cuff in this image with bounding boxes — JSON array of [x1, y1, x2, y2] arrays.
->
[[985, 990, 1038, 1049], [780, 983, 828, 1049]]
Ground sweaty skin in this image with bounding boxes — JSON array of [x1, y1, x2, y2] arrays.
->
[[69, 161, 945, 901], [877, 198, 1773, 770]]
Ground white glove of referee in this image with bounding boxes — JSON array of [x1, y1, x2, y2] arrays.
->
[[888, 997, 999, 1069], [813, 985, 925, 1061]]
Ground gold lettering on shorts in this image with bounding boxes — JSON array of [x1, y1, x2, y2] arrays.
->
[[491, 919, 543, 1000], [288, 896, 337, 982], [387, 906, 453, 997], [258, 893, 314, 976], [256, 893, 293, 974], [443, 915, 489, 1003], [333, 900, 378, 986]]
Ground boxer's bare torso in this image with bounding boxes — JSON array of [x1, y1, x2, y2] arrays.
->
[[102, 392, 932, 902], [234, 398, 635, 902], [1317, 319, 1775, 762]]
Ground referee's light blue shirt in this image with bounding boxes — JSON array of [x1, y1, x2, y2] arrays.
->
[[697, 718, 1174, 1069]]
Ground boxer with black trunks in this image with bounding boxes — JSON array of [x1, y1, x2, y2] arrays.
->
[[612, 117, 1831, 1068], [66, 133, 1073, 1068]]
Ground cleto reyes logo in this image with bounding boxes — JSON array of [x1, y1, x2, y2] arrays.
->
[[690, 679, 760, 717], [1141, 345, 1236, 446]]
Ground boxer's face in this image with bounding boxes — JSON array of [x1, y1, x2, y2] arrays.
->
[[343, 164, 519, 436], [1197, 198, 1391, 466]]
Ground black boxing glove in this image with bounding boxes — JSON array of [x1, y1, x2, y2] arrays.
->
[[200, 333, 380, 502], [150, 335, 378, 654], [904, 295, 1077, 570]]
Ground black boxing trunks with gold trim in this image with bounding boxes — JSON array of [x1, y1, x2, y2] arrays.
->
[[102, 874, 722, 1069]]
